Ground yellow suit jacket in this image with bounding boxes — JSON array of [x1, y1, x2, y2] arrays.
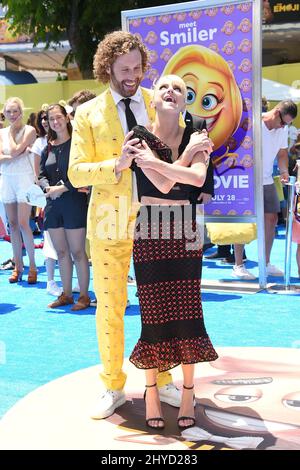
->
[[68, 87, 155, 241]]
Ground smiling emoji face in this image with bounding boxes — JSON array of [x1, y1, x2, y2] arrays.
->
[[197, 350, 300, 443], [163, 45, 242, 150]]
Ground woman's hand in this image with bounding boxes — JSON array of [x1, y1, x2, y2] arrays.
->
[[197, 192, 212, 204], [178, 130, 213, 167], [131, 140, 159, 170], [45, 186, 65, 200], [186, 130, 214, 157]]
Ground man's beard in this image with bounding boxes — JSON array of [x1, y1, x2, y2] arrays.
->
[[110, 72, 141, 97]]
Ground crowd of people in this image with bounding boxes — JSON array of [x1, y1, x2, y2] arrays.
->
[[0, 30, 299, 431]]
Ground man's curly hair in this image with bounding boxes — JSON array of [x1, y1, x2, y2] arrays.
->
[[93, 30, 149, 83]]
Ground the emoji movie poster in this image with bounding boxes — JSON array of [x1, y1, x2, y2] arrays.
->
[[123, 0, 256, 218]]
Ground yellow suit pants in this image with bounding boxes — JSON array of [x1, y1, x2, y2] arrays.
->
[[90, 238, 172, 390]]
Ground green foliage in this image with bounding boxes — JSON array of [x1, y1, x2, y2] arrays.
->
[[1, 0, 190, 77]]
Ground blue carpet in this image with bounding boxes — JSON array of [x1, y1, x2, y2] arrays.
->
[[1, 226, 300, 417]]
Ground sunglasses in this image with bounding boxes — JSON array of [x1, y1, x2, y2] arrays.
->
[[41, 116, 48, 122], [278, 110, 289, 127]]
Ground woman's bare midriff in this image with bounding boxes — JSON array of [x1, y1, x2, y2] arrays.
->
[[141, 196, 190, 205]]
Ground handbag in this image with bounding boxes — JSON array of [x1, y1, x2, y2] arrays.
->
[[206, 222, 257, 245], [25, 153, 47, 209], [25, 183, 46, 209]]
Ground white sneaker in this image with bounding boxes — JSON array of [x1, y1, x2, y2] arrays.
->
[[46, 280, 63, 297], [72, 283, 80, 293], [232, 264, 256, 280], [158, 383, 181, 408], [90, 389, 126, 419], [266, 263, 284, 277]]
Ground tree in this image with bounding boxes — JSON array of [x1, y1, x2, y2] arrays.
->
[[1, 0, 188, 78]]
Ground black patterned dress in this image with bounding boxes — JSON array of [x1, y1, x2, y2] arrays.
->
[[129, 126, 218, 372]]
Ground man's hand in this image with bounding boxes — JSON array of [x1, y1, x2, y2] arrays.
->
[[115, 131, 141, 174]]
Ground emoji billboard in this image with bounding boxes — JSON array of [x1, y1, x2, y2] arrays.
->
[[123, 1, 257, 218]]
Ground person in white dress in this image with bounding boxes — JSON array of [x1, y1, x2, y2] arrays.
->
[[0, 97, 37, 284]]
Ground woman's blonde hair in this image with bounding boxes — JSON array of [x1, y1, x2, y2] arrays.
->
[[4, 97, 25, 114], [154, 74, 187, 100]]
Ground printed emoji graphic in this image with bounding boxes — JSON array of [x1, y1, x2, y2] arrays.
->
[[222, 40, 235, 55], [195, 348, 300, 448], [241, 135, 253, 149], [163, 45, 243, 150], [221, 5, 235, 15], [238, 38, 252, 53], [221, 20, 235, 35], [159, 15, 172, 24], [240, 154, 253, 168], [239, 58, 252, 73], [238, 18, 252, 33]]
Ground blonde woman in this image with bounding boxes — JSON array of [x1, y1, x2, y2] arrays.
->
[[0, 97, 37, 283], [128, 75, 218, 429]]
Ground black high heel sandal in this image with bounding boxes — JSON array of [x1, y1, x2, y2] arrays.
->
[[177, 385, 196, 430], [144, 383, 165, 430]]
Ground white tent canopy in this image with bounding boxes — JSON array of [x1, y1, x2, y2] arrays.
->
[[262, 78, 300, 102]]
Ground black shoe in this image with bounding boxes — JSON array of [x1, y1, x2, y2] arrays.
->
[[202, 243, 215, 252], [90, 298, 97, 307], [221, 254, 235, 264], [1, 258, 13, 267], [205, 251, 227, 260], [222, 252, 247, 264], [0, 259, 15, 270]]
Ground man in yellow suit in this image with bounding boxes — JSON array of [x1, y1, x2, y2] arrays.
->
[[68, 31, 181, 419]]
